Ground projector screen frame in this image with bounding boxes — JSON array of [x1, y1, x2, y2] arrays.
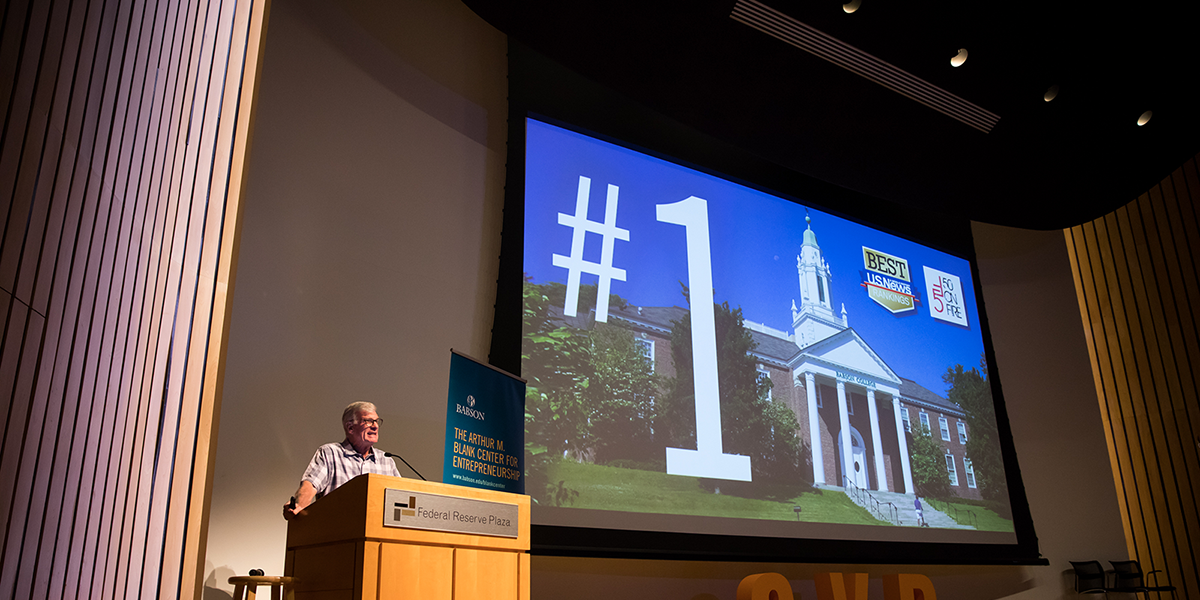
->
[[488, 41, 1045, 566]]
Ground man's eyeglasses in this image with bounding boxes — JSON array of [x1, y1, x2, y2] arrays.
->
[[358, 418, 383, 427]]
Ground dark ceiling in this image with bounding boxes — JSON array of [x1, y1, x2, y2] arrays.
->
[[463, 0, 1200, 230]]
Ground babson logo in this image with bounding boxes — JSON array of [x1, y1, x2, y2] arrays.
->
[[861, 247, 917, 314], [456, 398, 485, 421]]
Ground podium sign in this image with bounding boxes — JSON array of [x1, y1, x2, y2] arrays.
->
[[383, 488, 519, 538], [443, 351, 526, 494]]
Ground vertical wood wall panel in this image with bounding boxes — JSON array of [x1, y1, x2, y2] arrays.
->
[[1065, 208, 1140, 565], [1067, 153, 1200, 599], [0, 1, 35, 140], [44, 4, 117, 592], [183, 0, 268, 591], [10, 0, 76, 308], [126, 3, 202, 597], [161, 0, 249, 589], [46, 0, 156, 576], [111, 1, 177, 595], [0, 290, 19, 434], [1115, 207, 1178, 579], [0, 0, 267, 597], [117, 3, 169, 598], [145, 0, 227, 589], [0, 293, 24, 460], [0, 0, 49, 250], [1141, 184, 1198, 586], [0, 0, 66, 292], [1084, 218, 1156, 564], [1172, 162, 1200, 497], [1119, 200, 1196, 583]]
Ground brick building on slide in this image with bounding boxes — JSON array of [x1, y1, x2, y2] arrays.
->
[[602, 217, 982, 501]]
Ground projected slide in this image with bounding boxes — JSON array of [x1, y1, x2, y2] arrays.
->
[[521, 118, 1015, 542]]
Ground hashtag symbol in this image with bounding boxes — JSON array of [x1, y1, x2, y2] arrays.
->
[[552, 176, 629, 323]]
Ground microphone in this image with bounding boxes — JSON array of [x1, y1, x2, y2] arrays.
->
[[384, 451, 427, 481]]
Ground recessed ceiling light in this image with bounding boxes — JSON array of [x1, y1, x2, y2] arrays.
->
[[950, 49, 968, 67], [1044, 85, 1059, 102], [1138, 111, 1153, 126], [843, 0, 861, 13]]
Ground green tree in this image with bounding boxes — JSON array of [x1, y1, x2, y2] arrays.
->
[[908, 423, 952, 499], [944, 357, 1008, 503], [522, 279, 658, 470], [522, 279, 591, 459], [586, 323, 660, 464], [664, 286, 809, 484], [756, 398, 812, 485]]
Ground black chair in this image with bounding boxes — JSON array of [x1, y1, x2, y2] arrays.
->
[[1069, 561, 1110, 596], [1109, 560, 1176, 599]]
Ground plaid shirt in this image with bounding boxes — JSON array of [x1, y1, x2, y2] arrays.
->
[[302, 439, 401, 498]]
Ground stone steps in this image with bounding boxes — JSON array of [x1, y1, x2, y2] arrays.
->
[[818, 485, 975, 529]]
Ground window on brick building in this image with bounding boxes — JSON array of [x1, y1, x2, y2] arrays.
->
[[946, 453, 959, 486], [635, 338, 654, 370], [758, 367, 772, 402]]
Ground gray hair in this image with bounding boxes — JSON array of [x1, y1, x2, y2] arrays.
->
[[342, 402, 377, 431]]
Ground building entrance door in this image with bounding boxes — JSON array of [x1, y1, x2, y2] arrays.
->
[[837, 427, 869, 489]]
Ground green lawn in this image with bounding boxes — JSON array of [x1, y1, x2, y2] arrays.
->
[[539, 459, 888, 526], [924, 497, 1014, 532]]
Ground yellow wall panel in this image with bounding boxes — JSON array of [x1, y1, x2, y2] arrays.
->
[[1066, 153, 1200, 599]]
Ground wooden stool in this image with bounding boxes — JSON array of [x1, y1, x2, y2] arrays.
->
[[228, 575, 297, 600]]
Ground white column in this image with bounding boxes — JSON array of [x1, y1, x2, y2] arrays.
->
[[836, 381, 852, 488], [893, 396, 915, 494], [805, 372, 824, 484], [867, 390, 888, 492]]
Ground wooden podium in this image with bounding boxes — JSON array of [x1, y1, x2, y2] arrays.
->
[[284, 474, 531, 600]]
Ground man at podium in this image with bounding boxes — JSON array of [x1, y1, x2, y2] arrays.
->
[[282, 401, 401, 520]]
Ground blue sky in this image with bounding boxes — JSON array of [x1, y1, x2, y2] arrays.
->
[[524, 118, 987, 396]]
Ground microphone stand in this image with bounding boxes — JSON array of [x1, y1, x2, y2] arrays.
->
[[384, 451, 427, 481]]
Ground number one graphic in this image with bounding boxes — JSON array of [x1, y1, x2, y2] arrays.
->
[[657, 197, 752, 482]]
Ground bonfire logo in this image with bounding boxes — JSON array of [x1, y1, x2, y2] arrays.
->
[[924, 266, 968, 327]]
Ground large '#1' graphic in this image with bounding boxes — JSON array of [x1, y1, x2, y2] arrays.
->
[[553, 176, 753, 482]]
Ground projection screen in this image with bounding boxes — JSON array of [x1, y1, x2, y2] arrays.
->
[[500, 114, 1043, 564]]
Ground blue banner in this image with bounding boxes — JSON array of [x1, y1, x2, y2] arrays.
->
[[443, 351, 526, 494]]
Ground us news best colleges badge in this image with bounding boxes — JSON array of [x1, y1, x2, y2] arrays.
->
[[861, 247, 917, 314]]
